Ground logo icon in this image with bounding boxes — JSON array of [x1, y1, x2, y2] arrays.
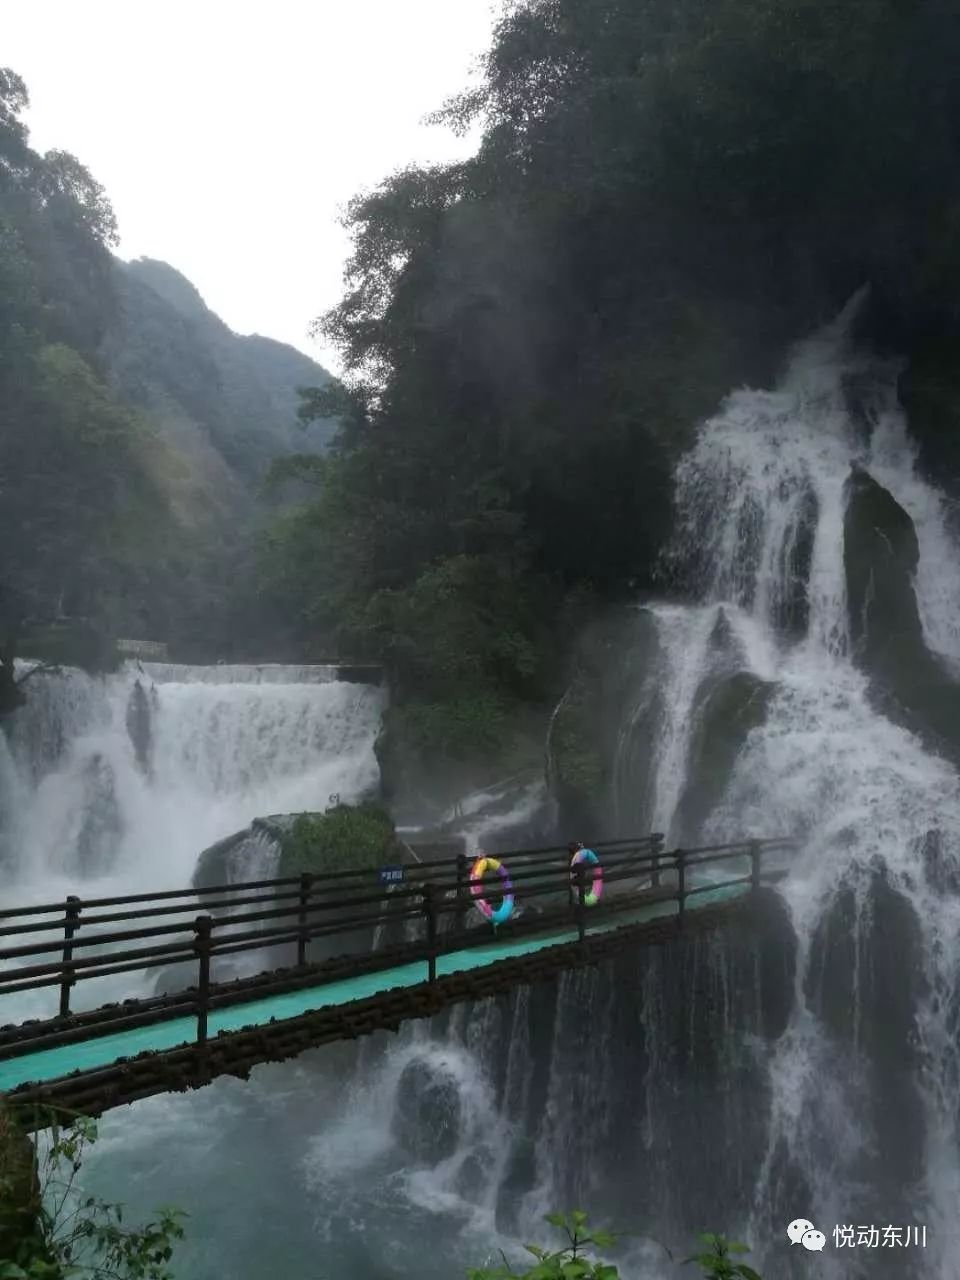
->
[[787, 1219, 825, 1251], [787, 1219, 815, 1245]]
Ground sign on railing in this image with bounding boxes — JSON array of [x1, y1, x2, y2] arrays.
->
[[379, 866, 405, 886]]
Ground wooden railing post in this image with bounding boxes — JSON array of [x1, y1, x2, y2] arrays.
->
[[455, 853, 469, 937], [59, 895, 81, 1019], [297, 871, 313, 967], [650, 834, 665, 885], [423, 881, 437, 983], [651, 833, 664, 888], [676, 849, 686, 929], [194, 914, 212, 1076], [575, 862, 587, 945], [750, 840, 761, 892]]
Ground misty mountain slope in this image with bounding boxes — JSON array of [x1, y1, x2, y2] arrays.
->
[[101, 256, 336, 496]]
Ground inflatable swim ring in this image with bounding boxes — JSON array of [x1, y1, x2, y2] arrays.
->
[[470, 854, 515, 925], [570, 846, 602, 906]]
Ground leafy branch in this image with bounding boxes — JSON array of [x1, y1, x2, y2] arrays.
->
[[0, 1113, 185, 1280], [467, 1213, 763, 1280]]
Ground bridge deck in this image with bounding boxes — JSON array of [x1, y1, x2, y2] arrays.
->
[[0, 835, 794, 1125], [1, 883, 747, 1094]]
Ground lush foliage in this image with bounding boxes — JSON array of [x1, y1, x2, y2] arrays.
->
[[0, 69, 184, 677], [277, 802, 401, 877], [0, 1114, 185, 1280], [467, 1213, 763, 1280], [0, 68, 336, 688], [264, 0, 960, 767]]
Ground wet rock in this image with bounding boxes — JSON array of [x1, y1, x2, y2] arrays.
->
[[805, 868, 926, 1190], [391, 1056, 462, 1164], [192, 818, 286, 890], [125, 679, 152, 774], [552, 605, 662, 837], [844, 465, 960, 764], [776, 485, 818, 641], [920, 829, 960, 896], [844, 465, 922, 656], [674, 669, 775, 843], [75, 753, 121, 876], [495, 1136, 537, 1230]]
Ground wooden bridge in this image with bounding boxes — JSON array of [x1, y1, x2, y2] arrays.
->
[[0, 835, 793, 1130]]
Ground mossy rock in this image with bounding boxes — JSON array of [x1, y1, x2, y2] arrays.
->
[[0, 1102, 42, 1262], [277, 802, 403, 878]]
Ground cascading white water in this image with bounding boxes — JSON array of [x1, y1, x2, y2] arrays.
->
[[0, 663, 386, 1022], [11, 301, 960, 1280], [1, 662, 385, 897], [620, 297, 960, 1276]]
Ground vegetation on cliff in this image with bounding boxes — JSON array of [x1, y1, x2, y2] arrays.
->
[[0, 66, 171, 678], [264, 0, 960, 769], [0, 66, 336, 692], [277, 802, 402, 877]]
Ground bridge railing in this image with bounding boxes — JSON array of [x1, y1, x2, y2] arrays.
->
[[0, 835, 795, 1061]]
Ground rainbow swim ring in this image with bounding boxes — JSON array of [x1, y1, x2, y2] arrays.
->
[[570, 847, 603, 906], [470, 854, 515, 925]]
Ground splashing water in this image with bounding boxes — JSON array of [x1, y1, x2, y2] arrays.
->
[[0, 664, 385, 1022], [632, 301, 960, 1277], [11, 301, 960, 1280]]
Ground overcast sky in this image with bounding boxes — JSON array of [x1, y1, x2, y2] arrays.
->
[[4, 0, 498, 373]]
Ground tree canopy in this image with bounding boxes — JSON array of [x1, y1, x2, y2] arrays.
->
[[267, 0, 960, 757]]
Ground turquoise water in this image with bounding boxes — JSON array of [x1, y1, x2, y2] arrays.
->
[[0, 882, 746, 1093]]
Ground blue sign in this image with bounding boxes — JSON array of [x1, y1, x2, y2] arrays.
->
[[379, 866, 405, 885]]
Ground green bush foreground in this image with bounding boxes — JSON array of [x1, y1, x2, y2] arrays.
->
[[469, 1211, 761, 1280]]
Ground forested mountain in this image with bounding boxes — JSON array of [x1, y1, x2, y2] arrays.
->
[[105, 257, 334, 502], [263, 0, 960, 791], [0, 66, 333, 697]]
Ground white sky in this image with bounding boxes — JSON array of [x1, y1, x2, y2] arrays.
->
[[4, 0, 499, 373]]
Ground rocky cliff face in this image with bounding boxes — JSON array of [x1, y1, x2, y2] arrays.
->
[[843, 464, 960, 765]]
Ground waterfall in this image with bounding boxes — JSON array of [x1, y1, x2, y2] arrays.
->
[[11, 303, 960, 1280], [0, 662, 385, 896], [313, 301, 960, 1279], [606, 300, 960, 1277], [0, 663, 386, 1018]]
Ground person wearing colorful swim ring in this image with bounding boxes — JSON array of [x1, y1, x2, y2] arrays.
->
[[470, 854, 515, 925], [569, 842, 603, 906]]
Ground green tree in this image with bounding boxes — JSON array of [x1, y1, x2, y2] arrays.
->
[[0, 1114, 185, 1280], [263, 0, 960, 769]]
